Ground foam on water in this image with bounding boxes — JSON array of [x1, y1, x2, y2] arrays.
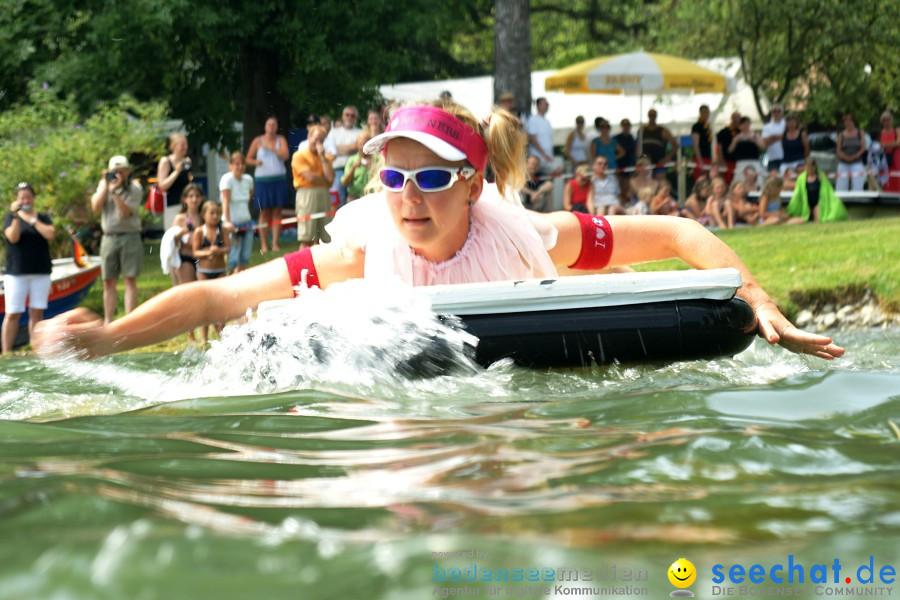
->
[[5, 281, 897, 421]]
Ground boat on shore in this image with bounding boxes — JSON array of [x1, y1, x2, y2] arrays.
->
[[0, 257, 102, 348]]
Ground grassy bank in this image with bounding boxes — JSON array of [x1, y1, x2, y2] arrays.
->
[[635, 216, 900, 315], [74, 216, 899, 353]]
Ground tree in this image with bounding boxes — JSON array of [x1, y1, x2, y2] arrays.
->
[[0, 85, 166, 257], [494, 0, 532, 115], [661, 0, 899, 127], [0, 0, 486, 151]]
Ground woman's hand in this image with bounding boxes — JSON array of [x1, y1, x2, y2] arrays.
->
[[754, 301, 845, 359], [32, 308, 109, 359]]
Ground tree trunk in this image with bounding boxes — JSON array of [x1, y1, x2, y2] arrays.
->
[[240, 46, 291, 151], [494, 0, 532, 117]]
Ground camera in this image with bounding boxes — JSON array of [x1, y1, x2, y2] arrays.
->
[[105, 171, 118, 182], [182, 157, 192, 171]]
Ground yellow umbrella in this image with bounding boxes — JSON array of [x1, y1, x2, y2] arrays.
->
[[545, 51, 735, 158], [545, 51, 734, 95]]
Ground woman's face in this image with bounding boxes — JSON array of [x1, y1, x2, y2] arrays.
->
[[367, 111, 382, 133], [384, 138, 480, 263], [732, 182, 746, 197], [230, 157, 245, 177], [265, 118, 278, 135], [806, 162, 817, 177], [172, 136, 188, 156], [16, 189, 35, 209], [185, 189, 203, 209], [843, 116, 854, 129], [593, 158, 607, 176]]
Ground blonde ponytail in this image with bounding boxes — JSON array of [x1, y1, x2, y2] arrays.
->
[[432, 100, 526, 200], [484, 108, 526, 198]]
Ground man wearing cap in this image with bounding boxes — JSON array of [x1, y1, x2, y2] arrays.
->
[[90, 155, 143, 324]]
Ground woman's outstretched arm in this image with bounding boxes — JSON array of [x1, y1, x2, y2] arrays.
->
[[543, 212, 844, 360]]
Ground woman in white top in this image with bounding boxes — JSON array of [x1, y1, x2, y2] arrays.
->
[[564, 116, 590, 168], [219, 152, 255, 273], [247, 116, 290, 253]]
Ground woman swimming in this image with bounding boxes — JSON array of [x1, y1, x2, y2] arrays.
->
[[33, 101, 843, 361]]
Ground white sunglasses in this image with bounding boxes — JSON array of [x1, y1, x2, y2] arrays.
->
[[379, 166, 476, 193]]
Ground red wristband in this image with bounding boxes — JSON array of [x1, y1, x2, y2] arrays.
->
[[283, 247, 320, 290], [570, 212, 613, 270]]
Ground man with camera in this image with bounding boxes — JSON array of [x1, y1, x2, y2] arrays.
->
[[90, 155, 143, 324]]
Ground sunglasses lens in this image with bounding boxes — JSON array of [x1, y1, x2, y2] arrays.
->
[[415, 169, 453, 190], [380, 169, 406, 190]]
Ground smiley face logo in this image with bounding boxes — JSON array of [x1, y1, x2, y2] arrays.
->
[[668, 558, 697, 588]]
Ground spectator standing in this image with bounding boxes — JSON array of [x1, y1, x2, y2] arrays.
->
[[367, 109, 385, 136], [761, 104, 786, 174], [172, 184, 204, 286], [2, 183, 55, 354], [729, 117, 765, 182], [638, 109, 678, 180], [879, 111, 900, 193], [326, 106, 363, 206], [191, 200, 230, 344], [589, 119, 623, 172], [291, 125, 334, 247], [247, 116, 290, 253], [526, 97, 557, 174], [716, 111, 742, 184], [564, 116, 590, 168], [613, 118, 637, 197], [219, 152, 255, 273], [156, 133, 192, 230], [835, 112, 867, 192], [780, 114, 809, 175], [90, 155, 143, 324], [519, 156, 553, 212], [341, 131, 375, 203], [590, 156, 623, 216], [691, 105, 714, 182]]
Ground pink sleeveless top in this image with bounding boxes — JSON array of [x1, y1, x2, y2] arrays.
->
[[323, 183, 558, 286]]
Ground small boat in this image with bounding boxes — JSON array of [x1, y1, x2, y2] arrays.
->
[[0, 257, 102, 347], [259, 268, 757, 369]]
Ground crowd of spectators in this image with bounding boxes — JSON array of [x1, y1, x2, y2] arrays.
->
[[523, 99, 898, 229]]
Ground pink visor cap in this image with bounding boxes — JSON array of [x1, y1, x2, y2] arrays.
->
[[363, 106, 489, 172]]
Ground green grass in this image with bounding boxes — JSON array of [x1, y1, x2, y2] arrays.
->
[[72, 216, 900, 353], [634, 216, 900, 315]]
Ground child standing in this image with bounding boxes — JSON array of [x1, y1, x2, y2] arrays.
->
[[219, 152, 254, 273], [192, 200, 230, 342]]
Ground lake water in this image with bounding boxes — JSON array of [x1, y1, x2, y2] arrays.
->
[[1, 289, 898, 599]]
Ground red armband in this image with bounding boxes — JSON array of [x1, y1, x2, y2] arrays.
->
[[570, 212, 613, 270], [283, 247, 320, 289]]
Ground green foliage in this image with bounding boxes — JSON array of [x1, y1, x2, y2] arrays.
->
[[660, 0, 899, 127], [0, 84, 167, 248]]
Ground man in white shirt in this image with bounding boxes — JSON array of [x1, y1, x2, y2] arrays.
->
[[324, 106, 362, 205], [762, 104, 786, 174], [526, 97, 559, 175]]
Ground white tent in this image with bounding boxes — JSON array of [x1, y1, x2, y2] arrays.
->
[[380, 58, 763, 145]]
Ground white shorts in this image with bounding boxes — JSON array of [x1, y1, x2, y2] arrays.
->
[[3, 274, 52, 314]]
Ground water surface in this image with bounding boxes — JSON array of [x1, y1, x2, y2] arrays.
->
[[1, 291, 897, 599]]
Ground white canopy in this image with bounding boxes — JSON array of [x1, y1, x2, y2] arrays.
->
[[380, 58, 764, 144]]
